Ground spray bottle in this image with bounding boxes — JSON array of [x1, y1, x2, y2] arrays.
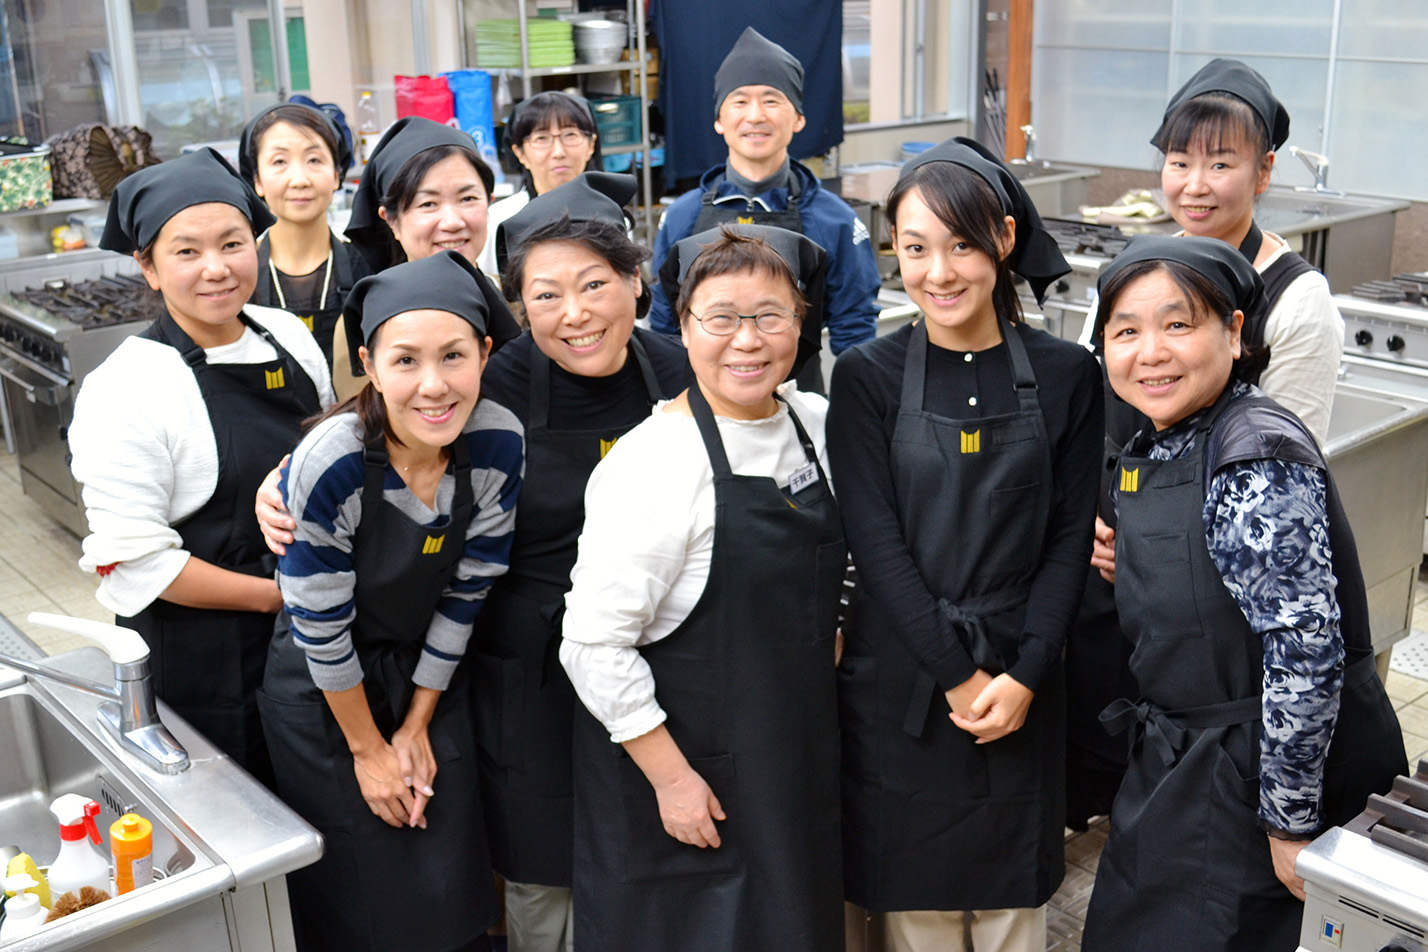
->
[[0, 873, 48, 941], [46, 795, 109, 898]]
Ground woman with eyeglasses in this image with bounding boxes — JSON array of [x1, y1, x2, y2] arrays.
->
[[477, 92, 600, 277], [468, 172, 689, 952], [559, 224, 845, 951]]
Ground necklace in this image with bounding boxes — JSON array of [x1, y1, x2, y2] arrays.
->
[[268, 245, 334, 311]]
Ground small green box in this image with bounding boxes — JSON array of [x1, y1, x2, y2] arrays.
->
[[0, 144, 53, 213]]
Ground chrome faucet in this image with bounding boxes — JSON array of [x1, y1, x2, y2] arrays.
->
[[1020, 124, 1037, 165], [0, 613, 189, 773], [1289, 146, 1341, 195]]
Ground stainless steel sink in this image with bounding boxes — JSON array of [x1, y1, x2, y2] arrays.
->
[[0, 692, 200, 885], [1324, 384, 1428, 656], [1254, 188, 1410, 292], [0, 641, 322, 952]]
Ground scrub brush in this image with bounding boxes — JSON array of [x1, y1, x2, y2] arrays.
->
[[44, 886, 110, 922]]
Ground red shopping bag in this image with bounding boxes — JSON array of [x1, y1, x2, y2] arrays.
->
[[395, 75, 456, 124]]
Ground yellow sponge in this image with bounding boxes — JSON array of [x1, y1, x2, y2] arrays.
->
[[6, 852, 52, 908]]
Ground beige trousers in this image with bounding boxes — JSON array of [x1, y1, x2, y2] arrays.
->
[[883, 905, 1047, 952], [503, 880, 573, 952]]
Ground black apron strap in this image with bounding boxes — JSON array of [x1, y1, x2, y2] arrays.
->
[[687, 382, 734, 479], [254, 232, 275, 304], [626, 333, 664, 405], [899, 320, 930, 411], [1000, 315, 1040, 413], [1238, 220, 1264, 263]]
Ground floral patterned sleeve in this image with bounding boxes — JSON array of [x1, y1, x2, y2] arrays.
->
[[1204, 458, 1345, 837]]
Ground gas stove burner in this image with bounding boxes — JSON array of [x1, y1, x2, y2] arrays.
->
[[1352, 760, 1428, 863], [1349, 275, 1428, 307], [1043, 218, 1131, 258], [1351, 280, 1410, 303], [12, 274, 165, 329]]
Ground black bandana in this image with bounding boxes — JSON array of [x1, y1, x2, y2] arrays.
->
[[897, 136, 1071, 305], [345, 118, 493, 270], [344, 250, 492, 373], [239, 101, 354, 184], [495, 171, 635, 276], [1152, 58, 1290, 152], [1096, 234, 1265, 330], [713, 27, 804, 116], [100, 148, 274, 255], [658, 223, 827, 380]]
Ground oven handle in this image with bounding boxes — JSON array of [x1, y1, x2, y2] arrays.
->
[[0, 356, 67, 406]]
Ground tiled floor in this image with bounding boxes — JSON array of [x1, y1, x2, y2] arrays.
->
[[3, 443, 1427, 951]]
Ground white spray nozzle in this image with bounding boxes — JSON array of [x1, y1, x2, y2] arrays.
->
[[27, 613, 148, 666]]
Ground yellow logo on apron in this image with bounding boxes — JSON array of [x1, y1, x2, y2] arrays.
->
[[300, 315, 315, 331], [959, 429, 980, 453], [737, 215, 755, 225], [599, 438, 618, 458], [264, 367, 285, 390], [1120, 467, 1139, 493], [422, 534, 445, 555]]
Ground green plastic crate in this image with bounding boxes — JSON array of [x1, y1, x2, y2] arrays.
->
[[591, 95, 641, 148]]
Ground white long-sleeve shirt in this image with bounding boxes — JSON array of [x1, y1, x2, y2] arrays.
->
[[559, 386, 830, 743], [69, 304, 335, 616], [1078, 232, 1343, 445]]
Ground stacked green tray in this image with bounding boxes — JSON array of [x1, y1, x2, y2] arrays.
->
[[476, 19, 575, 69]]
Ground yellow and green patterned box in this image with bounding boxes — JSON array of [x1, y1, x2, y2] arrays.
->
[[0, 144, 53, 213]]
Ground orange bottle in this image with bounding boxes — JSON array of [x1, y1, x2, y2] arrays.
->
[[110, 814, 153, 894]]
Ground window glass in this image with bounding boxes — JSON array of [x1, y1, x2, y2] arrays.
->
[[1, 0, 109, 140]]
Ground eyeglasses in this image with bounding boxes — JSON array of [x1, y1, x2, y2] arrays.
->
[[523, 130, 591, 151], [692, 309, 797, 335]]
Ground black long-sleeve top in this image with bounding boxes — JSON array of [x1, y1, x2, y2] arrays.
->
[[480, 326, 691, 429], [827, 319, 1104, 692]]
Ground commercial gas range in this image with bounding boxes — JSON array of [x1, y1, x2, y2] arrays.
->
[[1334, 275, 1428, 559], [1297, 760, 1428, 952], [1016, 217, 1128, 341], [0, 251, 161, 536]]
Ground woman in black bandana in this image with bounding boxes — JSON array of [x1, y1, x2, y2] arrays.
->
[[1065, 57, 1347, 835], [261, 251, 524, 952], [329, 116, 521, 397], [240, 101, 370, 369], [1080, 235, 1402, 952], [827, 137, 1103, 952], [69, 148, 334, 786], [1148, 58, 1341, 444]]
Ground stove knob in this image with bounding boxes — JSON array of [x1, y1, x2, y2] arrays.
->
[[1377, 945, 1413, 952], [1355, 329, 1374, 347], [1388, 335, 1407, 353]]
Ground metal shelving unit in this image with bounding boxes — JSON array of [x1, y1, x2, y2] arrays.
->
[[466, 0, 656, 240]]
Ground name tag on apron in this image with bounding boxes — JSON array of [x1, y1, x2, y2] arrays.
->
[[789, 462, 819, 495]]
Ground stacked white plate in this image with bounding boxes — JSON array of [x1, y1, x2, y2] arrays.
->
[[574, 20, 626, 65]]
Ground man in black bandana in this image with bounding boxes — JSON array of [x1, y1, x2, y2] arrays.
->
[[646, 27, 881, 392]]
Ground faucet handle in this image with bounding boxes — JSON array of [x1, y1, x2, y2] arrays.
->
[[27, 613, 148, 665]]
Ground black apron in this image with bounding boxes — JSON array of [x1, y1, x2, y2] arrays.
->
[[691, 189, 825, 395], [840, 317, 1065, 912], [1081, 387, 1407, 952], [253, 230, 358, 368], [258, 437, 498, 952], [1063, 246, 1321, 829], [474, 336, 665, 887], [570, 385, 846, 952], [120, 311, 320, 785]]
